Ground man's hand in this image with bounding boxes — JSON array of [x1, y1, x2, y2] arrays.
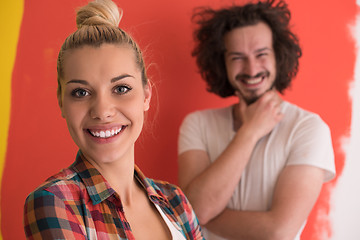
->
[[236, 90, 283, 140]]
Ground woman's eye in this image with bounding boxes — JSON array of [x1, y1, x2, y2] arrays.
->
[[114, 85, 131, 94], [71, 88, 89, 98]]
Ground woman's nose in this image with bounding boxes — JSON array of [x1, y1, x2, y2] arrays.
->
[[89, 94, 115, 120]]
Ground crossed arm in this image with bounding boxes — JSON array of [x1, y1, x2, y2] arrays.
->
[[179, 144, 324, 240], [178, 92, 327, 240], [179, 144, 325, 240], [204, 165, 324, 240]]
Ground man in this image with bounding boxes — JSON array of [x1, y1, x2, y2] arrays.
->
[[177, 0, 336, 239]]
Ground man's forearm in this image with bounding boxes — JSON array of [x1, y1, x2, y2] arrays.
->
[[205, 208, 283, 240], [205, 165, 325, 240]]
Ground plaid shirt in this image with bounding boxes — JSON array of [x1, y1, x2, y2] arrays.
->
[[24, 152, 204, 239]]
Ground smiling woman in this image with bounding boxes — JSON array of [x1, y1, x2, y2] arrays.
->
[[23, 0, 203, 239], [59, 45, 148, 167]]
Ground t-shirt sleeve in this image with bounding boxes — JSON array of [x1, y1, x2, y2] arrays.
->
[[178, 112, 207, 155], [286, 115, 336, 182]]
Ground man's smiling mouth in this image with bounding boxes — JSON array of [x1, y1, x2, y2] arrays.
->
[[236, 71, 270, 86], [243, 76, 264, 85], [87, 126, 126, 139]]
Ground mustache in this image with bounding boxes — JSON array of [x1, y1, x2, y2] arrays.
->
[[235, 71, 270, 81]]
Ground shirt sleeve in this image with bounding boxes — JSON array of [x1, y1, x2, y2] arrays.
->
[[178, 111, 207, 155], [24, 189, 86, 240], [286, 114, 336, 182]]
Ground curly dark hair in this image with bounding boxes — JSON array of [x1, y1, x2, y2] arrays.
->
[[192, 0, 302, 98]]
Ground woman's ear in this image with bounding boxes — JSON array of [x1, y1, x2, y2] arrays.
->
[[57, 88, 65, 118], [143, 81, 152, 112]]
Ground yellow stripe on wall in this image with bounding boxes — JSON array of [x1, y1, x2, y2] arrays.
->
[[0, 1, 24, 239]]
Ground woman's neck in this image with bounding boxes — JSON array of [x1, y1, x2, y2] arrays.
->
[[85, 152, 138, 205]]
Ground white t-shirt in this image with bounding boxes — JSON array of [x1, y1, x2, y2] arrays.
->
[[178, 101, 336, 240]]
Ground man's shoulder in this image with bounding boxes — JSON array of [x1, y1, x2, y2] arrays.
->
[[282, 101, 323, 122], [281, 101, 330, 133], [184, 105, 232, 121]]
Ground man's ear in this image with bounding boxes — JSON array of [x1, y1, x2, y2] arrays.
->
[[143, 81, 152, 112]]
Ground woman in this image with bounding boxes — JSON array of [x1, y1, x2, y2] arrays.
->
[[23, 0, 203, 239]]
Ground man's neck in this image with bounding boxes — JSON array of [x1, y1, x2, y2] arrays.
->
[[232, 103, 242, 131]]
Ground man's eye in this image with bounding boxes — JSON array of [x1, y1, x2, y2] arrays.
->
[[230, 56, 247, 62], [257, 53, 268, 58], [114, 85, 131, 94], [71, 88, 89, 98], [231, 56, 244, 61]]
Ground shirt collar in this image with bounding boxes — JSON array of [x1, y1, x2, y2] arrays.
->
[[71, 151, 115, 205], [134, 165, 170, 207], [71, 151, 170, 207]]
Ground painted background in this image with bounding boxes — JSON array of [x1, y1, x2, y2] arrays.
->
[[0, 0, 357, 239]]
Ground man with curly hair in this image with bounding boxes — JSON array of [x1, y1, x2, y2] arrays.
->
[[177, 1, 336, 239]]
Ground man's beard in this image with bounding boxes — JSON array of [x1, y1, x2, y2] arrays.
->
[[234, 71, 274, 105]]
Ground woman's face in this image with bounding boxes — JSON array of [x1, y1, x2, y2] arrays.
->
[[58, 44, 151, 165]]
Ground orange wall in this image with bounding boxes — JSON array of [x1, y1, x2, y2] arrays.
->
[[0, 0, 354, 239]]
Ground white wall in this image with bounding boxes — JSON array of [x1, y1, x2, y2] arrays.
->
[[330, 10, 360, 240]]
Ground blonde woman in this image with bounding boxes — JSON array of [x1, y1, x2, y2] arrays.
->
[[23, 0, 203, 239]]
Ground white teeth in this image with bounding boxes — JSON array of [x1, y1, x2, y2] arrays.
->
[[105, 130, 111, 137], [90, 127, 123, 139], [245, 78, 262, 85]]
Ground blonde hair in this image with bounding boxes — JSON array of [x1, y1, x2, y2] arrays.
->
[[57, 0, 147, 97]]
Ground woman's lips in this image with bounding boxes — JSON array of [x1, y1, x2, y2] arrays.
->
[[87, 126, 126, 139]]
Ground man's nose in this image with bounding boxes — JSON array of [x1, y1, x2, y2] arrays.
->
[[243, 58, 259, 77]]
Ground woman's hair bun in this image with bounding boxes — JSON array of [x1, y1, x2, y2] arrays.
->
[[76, 0, 123, 29]]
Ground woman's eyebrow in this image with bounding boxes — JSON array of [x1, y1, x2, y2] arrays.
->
[[111, 74, 134, 83], [66, 79, 88, 85], [65, 74, 134, 85]]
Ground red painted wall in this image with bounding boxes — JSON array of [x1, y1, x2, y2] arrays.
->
[[1, 0, 354, 239]]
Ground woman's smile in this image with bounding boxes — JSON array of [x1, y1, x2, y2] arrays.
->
[[87, 125, 125, 139], [59, 44, 151, 164], [84, 125, 128, 144]]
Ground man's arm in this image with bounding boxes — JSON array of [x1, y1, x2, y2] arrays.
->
[[178, 128, 259, 225], [205, 165, 325, 240], [178, 91, 283, 224]]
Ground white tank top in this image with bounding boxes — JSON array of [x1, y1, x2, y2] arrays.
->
[[154, 204, 187, 240]]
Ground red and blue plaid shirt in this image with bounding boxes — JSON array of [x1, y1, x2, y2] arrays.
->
[[24, 152, 204, 239]]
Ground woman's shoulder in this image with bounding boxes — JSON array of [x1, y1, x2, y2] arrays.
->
[[25, 167, 85, 203], [146, 178, 187, 204], [147, 178, 181, 195]]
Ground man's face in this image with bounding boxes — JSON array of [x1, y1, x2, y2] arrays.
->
[[224, 22, 277, 104]]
